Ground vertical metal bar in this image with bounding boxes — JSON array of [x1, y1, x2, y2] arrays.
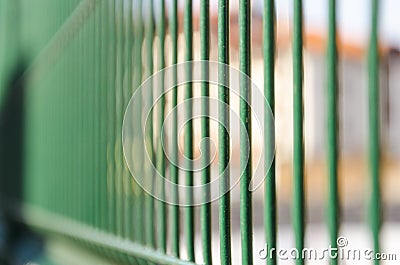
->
[[144, 0, 155, 248], [122, 0, 135, 242], [184, 0, 195, 261], [107, 0, 117, 235], [78, 5, 85, 224], [77, 2, 84, 224], [200, 0, 212, 264], [88, 4, 95, 226], [71, 4, 78, 222], [50, 1, 57, 216], [218, 0, 231, 264], [62, 30, 68, 214], [292, 0, 305, 264], [99, 0, 109, 233], [65, 1, 74, 220], [239, 0, 253, 263], [89, 0, 96, 228], [94, 0, 101, 231], [263, 0, 276, 264], [132, 0, 150, 256], [132, 0, 145, 246], [114, 0, 124, 238], [327, 1, 339, 264], [368, 0, 381, 263], [58, 34, 64, 218], [169, 0, 180, 257], [156, 0, 167, 253], [113, 0, 132, 259]]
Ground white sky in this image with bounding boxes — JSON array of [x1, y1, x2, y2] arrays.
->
[[265, 0, 400, 47], [300, 0, 400, 47]]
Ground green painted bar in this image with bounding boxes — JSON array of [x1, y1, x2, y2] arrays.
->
[[99, 0, 109, 233], [292, 0, 305, 264], [239, 0, 253, 264], [89, 4, 96, 227], [59, 1, 67, 219], [122, 0, 134, 242], [263, 0, 277, 264], [156, 0, 167, 253], [184, 0, 195, 261], [83, 1, 89, 226], [93, 0, 101, 231], [169, 0, 180, 258], [49, 2, 57, 216], [114, 0, 124, 238], [132, 0, 145, 246], [200, 0, 212, 264], [71, 9, 79, 223], [77, 1, 83, 223], [88, 1, 96, 228], [144, 0, 156, 248], [326, 1, 339, 265], [218, 0, 232, 264], [78, 9, 85, 224], [368, 0, 381, 264], [106, 0, 117, 235]]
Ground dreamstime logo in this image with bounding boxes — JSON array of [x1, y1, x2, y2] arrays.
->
[[336, 236, 348, 247], [122, 61, 275, 206], [259, 236, 398, 261]]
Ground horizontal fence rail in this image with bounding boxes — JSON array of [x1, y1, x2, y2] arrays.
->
[[0, 0, 389, 264]]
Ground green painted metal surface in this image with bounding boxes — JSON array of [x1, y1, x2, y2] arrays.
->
[[200, 1, 212, 264], [368, 1, 381, 264], [169, 0, 180, 259], [292, 1, 305, 265], [239, 0, 253, 264], [0, 0, 385, 264], [263, 0, 276, 264], [184, 0, 195, 262], [218, 0, 232, 264], [327, 1, 339, 265]]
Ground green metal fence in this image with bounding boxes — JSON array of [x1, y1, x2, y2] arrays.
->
[[0, 0, 382, 264]]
